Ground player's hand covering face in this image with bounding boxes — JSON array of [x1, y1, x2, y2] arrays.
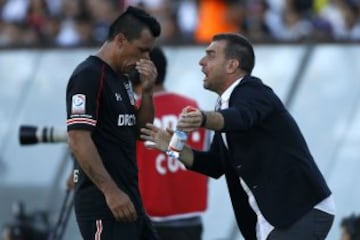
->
[[135, 58, 157, 94]]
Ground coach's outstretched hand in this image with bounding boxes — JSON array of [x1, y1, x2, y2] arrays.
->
[[140, 123, 171, 153]]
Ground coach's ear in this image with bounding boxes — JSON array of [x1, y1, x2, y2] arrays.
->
[[225, 58, 240, 74]]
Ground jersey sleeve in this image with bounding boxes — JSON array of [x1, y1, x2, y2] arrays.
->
[[66, 68, 103, 131]]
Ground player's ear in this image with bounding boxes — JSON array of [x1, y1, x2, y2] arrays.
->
[[114, 33, 127, 48]]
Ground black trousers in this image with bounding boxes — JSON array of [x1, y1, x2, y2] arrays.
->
[[155, 225, 203, 240], [267, 209, 334, 240]]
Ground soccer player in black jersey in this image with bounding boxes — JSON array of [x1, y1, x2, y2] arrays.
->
[[65, 6, 161, 240]]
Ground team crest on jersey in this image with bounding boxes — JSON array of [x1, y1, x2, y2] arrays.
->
[[71, 94, 86, 114]]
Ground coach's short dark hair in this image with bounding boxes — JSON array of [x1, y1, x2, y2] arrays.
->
[[107, 6, 161, 41], [213, 33, 255, 74]]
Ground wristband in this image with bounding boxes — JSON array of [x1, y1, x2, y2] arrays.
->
[[200, 111, 207, 127]]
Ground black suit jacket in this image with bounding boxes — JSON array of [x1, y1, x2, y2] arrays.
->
[[191, 75, 331, 240]]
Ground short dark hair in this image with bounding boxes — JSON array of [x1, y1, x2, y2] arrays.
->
[[150, 46, 167, 85], [212, 33, 255, 74], [107, 6, 161, 41]]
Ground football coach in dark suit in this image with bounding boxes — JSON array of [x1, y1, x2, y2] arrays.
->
[[140, 33, 335, 240]]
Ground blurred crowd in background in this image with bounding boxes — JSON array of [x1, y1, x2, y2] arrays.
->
[[0, 0, 359, 48]]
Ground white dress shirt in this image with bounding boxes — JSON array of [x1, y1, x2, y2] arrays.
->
[[218, 78, 335, 240]]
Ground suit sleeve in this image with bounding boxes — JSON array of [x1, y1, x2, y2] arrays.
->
[[190, 133, 224, 179], [220, 83, 278, 131]]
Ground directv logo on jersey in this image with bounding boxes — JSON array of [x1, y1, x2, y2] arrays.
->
[[117, 114, 136, 126]]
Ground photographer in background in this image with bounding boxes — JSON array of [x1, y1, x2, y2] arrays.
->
[[1, 224, 42, 240], [1, 201, 49, 240], [340, 214, 360, 240]]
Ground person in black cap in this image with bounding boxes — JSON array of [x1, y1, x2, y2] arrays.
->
[[66, 6, 161, 239]]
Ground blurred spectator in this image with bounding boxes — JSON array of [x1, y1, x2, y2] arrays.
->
[[127, 0, 179, 44], [0, 22, 39, 46], [73, 12, 95, 46], [1, 0, 28, 23], [319, 0, 349, 39], [177, 0, 198, 43], [314, 0, 330, 13], [311, 15, 334, 40], [84, 0, 120, 43], [269, 0, 314, 41], [340, 214, 360, 240], [0, 0, 359, 47], [319, 0, 360, 41], [26, 0, 50, 33], [340, 0, 360, 40], [243, 0, 272, 42], [45, 0, 63, 16], [55, 0, 85, 46], [40, 15, 62, 45], [194, 0, 245, 44]]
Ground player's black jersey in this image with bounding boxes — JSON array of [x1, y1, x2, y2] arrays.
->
[[66, 56, 142, 220]]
